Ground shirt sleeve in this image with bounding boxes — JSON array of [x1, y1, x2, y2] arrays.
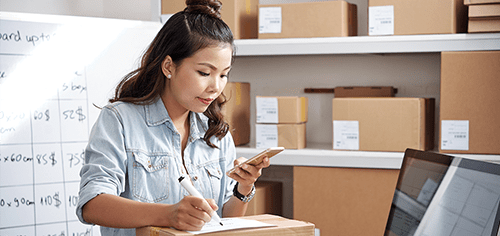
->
[[76, 105, 128, 224]]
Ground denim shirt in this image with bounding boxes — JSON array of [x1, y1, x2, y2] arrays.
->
[[76, 98, 237, 236]]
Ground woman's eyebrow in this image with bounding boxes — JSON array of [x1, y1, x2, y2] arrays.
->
[[198, 62, 231, 71]]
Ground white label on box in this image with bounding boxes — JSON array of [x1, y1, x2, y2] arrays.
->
[[369, 5, 394, 35], [256, 124, 278, 149], [259, 7, 282, 34], [333, 120, 359, 150], [256, 97, 278, 123], [441, 120, 469, 150]]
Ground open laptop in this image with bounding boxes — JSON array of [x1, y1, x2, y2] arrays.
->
[[385, 148, 500, 236]]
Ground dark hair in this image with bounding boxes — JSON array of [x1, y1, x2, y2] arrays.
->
[[110, 0, 234, 148]]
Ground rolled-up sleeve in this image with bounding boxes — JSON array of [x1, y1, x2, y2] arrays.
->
[[76, 105, 128, 224]]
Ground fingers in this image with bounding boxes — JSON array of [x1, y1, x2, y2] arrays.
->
[[174, 196, 217, 231]]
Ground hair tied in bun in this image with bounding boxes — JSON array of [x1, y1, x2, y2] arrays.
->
[[185, 0, 223, 19]]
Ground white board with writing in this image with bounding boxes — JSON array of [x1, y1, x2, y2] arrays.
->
[[0, 11, 161, 235]]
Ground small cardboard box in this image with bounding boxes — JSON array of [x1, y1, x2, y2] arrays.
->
[[368, 0, 467, 35], [440, 51, 500, 154], [469, 4, 500, 17], [256, 123, 306, 150], [245, 181, 282, 216], [468, 17, 500, 32], [161, 0, 259, 39], [258, 1, 357, 39], [136, 214, 315, 236], [334, 86, 396, 98], [465, 0, 500, 5], [256, 96, 308, 124], [332, 98, 435, 152], [221, 82, 250, 146]]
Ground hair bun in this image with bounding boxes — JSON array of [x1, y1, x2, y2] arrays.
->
[[185, 0, 223, 19]]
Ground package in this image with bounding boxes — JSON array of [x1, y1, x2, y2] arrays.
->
[[332, 98, 435, 152], [440, 51, 500, 154], [255, 96, 308, 124], [464, 0, 500, 5], [245, 181, 282, 216], [258, 1, 357, 39], [161, 0, 259, 39], [221, 82, 250, 146], [469, 4, 500, 17], [136, 214, 315, 236], [334, 86, 396, 98], [368, 0, 467, 35], [468, 17, 500, 32], [256, 123, 306, 149]]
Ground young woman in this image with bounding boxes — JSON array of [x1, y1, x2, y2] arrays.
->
[[76, 1, 270, 235]]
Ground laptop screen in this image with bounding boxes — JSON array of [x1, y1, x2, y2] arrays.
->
[[385, 149, 500, 236]]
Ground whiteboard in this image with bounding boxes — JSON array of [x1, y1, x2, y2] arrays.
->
[[0, 11, 161, 235]]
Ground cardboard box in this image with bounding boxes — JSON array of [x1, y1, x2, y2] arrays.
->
[[161, 0, 259, 39], [440, 51, 500, 154], [256, 96, 308, 124], [136, 214, 315, 236], [465, 0, 500, 5], [469, 4, 500, 17], [256, 123, 306, 149], [221, 82, 250, 146], [258, 1, 357, 39], [368, 0, 467, 35], [468, 17, 500, 32], [334, 86, 396, 98], [245, 181, 282, 216], [332, 98, 435, 152]]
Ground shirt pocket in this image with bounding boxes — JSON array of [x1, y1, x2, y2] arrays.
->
[[202, 162, 223, 200], [132, 151, 169, 203]]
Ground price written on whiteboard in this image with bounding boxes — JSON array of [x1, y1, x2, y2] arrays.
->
[[62, 106, 87, 122]]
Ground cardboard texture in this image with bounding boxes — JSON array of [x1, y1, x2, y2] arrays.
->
[[136, 214, 315, 236], [440, 51, 500, 154], [469, 4, 500, 17], [161, 0, 259, 39], [465, 0, 500, 5], [256, 96, 308, 124], [334, 86, 396, 98], [256, 123, 307, 149], [332, 98, 435, 152], [221, 82, 250, 146], [369, 0, 467, 35], [468, 17, 500, 32], [245, 181, 283, 216], [293, 166, 399, 236], [258, 1, 357, 39]]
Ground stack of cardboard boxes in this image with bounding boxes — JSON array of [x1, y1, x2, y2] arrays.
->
[[255, 96, 308, 149], [466, 0, 500, 33]]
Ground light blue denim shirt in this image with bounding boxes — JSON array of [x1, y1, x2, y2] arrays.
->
[[76, 98, 237, 235]]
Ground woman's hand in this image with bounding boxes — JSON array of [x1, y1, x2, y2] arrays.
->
[[227, 156, 271, 195], [165, 196, 218, 231]]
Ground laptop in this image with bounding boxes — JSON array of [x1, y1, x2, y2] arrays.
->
[[385, 148, 500, 236]]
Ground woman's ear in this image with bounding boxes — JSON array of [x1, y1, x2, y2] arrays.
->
[[162, 56, 173, 78]]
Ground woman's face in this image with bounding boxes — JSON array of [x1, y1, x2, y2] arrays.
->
[[163, 44, 232, 115]]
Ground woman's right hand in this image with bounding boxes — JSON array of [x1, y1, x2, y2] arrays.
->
[[164, 196, 218, 231]]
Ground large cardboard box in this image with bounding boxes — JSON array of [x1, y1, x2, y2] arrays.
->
[[256, 96, 308, 124], [221, 82, 250, 146], [256, 123, 306, 149], [334, 86, 396, 98], [245, 181, 282, 216], [258, 1, 357, 39], [161, 0, 259, 39], [368, 0, 467, 35], [440, 51, 500, 154], [136, 214, 314, 236], [332, 98, 435, 152]]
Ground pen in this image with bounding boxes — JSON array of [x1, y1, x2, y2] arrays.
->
[[178, 176, 223, 226]]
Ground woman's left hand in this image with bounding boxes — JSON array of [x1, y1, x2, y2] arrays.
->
[[227, 156, 271, 194]]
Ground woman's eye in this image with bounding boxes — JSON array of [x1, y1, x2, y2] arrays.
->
[[198, 71, 210, 76]]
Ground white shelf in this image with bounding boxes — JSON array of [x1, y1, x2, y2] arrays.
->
[[234, 33, 500, 56], [235, 143, 500, 170]]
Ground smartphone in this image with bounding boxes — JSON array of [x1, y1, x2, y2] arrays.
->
[[227, 147, 285, 175]]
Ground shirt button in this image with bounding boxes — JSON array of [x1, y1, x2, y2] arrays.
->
[[193, 176, 198, 181], [148, 165, 152, 168]]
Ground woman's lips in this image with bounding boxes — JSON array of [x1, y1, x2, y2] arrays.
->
[[198, 97, 213, 105]]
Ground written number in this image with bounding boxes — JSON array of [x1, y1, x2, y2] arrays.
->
[[62, 106, 86, 121]]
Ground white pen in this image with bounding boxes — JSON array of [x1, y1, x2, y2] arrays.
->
[[178, 176, 223, 226]]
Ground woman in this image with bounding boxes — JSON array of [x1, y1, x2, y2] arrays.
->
[[76, 0, 269, 235]]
